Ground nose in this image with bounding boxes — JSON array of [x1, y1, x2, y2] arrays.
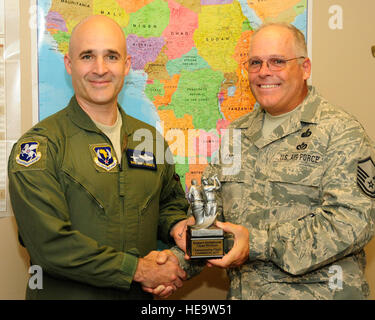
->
[[258, 60, 272, 77], [93, 56, 108, 76]]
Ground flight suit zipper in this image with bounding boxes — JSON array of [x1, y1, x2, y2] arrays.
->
[[63, 170, 105, 211]]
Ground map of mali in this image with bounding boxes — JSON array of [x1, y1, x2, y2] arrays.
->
[[40, 0, 308, 190]]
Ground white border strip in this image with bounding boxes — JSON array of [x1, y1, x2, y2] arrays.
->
[[307, 0, 313, 84], [30, 0, 38, 125]]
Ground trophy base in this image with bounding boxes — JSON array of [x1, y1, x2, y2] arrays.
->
[[186, 225, 224, 259]]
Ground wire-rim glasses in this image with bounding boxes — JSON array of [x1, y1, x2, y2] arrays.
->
[[245, 56, 305, 73]]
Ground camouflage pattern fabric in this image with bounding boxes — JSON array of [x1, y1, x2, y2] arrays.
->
[[177, 86, 375, 299]]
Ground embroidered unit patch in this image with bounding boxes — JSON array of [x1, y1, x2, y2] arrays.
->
[[16, 142, 42, 167], [93, 146, 117, 171]]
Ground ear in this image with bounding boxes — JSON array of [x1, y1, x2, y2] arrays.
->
[[64, 54, 72, 75], [124, 55, 131, 76], [301, 57, 312, 81]]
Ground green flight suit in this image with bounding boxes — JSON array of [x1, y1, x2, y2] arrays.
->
[[8, 96, 188, 300]]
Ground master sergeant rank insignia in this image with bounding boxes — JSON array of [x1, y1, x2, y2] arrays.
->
[[357, 157, 375, 199], [16, 142, 42, 167]]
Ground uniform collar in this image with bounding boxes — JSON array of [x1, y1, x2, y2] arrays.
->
[[67, 95, 135, 136], [241, 86, 322, 149], [299, 86, 322, 124]]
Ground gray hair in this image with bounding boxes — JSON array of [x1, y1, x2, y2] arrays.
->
[[251, 22, 308, 58]]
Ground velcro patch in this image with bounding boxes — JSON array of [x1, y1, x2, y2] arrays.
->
[[126, 149, 156, 171], [357, 157, 375, 198], [93, 145, 118, 171], [16, 141, 42, 167]]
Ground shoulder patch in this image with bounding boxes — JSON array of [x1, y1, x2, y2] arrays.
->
[[357, 157, 375, 198], [16, 141, 42, 167]]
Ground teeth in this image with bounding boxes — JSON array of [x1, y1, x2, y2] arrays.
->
[[260, 84, 279, 88]]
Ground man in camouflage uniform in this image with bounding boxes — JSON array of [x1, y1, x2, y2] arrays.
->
[[170, 23, 375, 299]]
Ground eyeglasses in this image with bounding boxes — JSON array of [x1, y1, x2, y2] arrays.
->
[[245, 56, 305, 73]]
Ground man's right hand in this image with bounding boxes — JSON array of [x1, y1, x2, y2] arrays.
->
[[134, 250, 186, 292]]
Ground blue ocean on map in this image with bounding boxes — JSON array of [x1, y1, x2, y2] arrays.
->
[[293, 9, 308, 38], [119, 70, 161, 128], [38, 40, 73, 120]]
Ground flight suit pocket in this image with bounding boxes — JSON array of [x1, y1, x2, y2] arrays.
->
[[63, 169, 106, 214], [61, 170, 108, 245]]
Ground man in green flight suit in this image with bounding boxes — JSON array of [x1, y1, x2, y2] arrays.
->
[[8, 15, 190, 300]]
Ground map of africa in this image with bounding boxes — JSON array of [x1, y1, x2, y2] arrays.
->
[[37, 0, 309, 190]]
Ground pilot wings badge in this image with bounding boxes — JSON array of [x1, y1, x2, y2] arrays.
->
[[16, 142, 42, 167], [93, 146, 117, 171]]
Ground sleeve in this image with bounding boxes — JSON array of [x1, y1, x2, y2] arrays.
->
[[249, 122, 375, 275], [157, 142, 189, 244], [170, 246, 206, 278], [8, 134, 138, 290]]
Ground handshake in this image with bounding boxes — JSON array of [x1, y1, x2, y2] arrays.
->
[[134, 249, 187, 298], [133, 217, 249, 298]]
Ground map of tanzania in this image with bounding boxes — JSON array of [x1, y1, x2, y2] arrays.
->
[[37, 0, 309, 190]]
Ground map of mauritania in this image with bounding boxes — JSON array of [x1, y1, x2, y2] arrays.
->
[[37, 0, 309, 189]]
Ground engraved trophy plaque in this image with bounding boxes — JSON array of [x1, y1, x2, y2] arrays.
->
[[186, 175, 224, 259]]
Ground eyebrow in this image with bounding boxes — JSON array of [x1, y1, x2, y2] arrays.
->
[[79, 50, 93, 57], [249, 54, 287, 60], [78, 49, 122, 57]]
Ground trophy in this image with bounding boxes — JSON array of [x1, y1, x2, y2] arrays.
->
[[186, 175, 224, 259]]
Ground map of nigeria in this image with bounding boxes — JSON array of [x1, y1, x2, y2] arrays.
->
[[37, 0, 309, 190]]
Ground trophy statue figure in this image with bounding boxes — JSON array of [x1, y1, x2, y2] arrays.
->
[[202, 176, 221, 220], [188, 176, 221, 229], [186, 175, 224, 259], [187, 179, 205, 226]]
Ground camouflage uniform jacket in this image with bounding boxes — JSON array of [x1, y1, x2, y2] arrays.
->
[[178, 86, 375, 299]]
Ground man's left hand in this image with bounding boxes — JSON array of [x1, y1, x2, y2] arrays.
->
[[206, 221, 249, 268]]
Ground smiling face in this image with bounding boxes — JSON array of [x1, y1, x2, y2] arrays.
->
[[248, 26, 311, 116], [64, 16, 131, 110]]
